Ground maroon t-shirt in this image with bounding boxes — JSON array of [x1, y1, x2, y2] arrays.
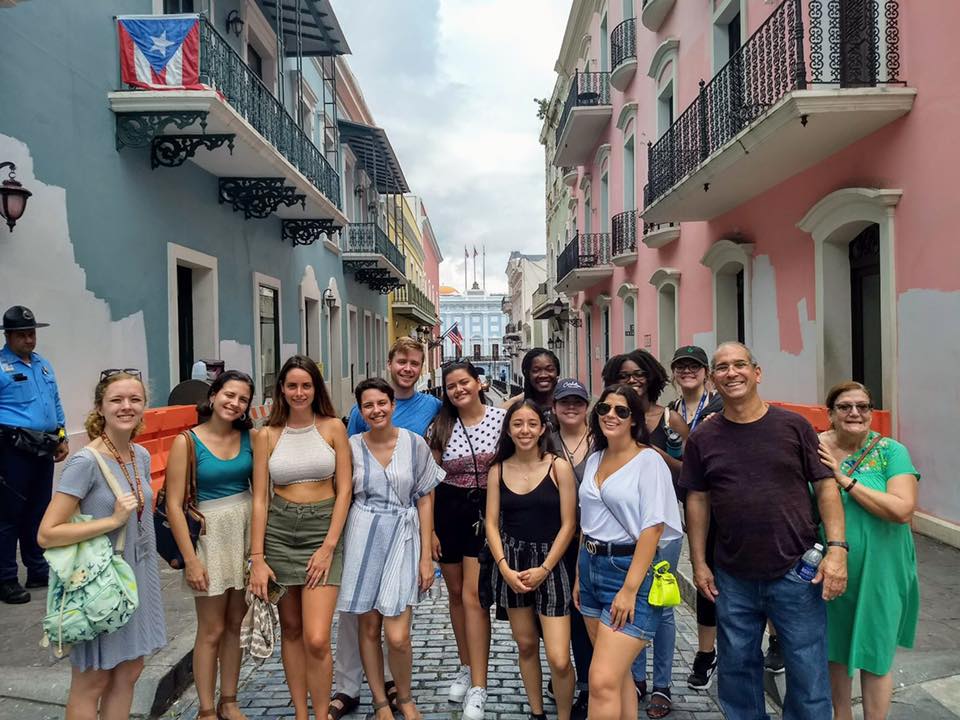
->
[[679, 405, 833, 580]]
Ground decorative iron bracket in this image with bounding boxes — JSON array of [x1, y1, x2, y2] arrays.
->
[[218, 178, 305, 220], [353, 268, 403, 294], [115, 111, 209, 151], [282, 219, 342, 246], [151, 134, 235, 169]]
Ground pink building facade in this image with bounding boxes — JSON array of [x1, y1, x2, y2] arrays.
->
[[543, 0, 960, 536]]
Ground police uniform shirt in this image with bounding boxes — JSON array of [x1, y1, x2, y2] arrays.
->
[[0, 345, 66, 432]]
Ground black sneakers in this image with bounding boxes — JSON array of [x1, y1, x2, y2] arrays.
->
[[571, 691, 589, 720], [764, 635, 785, 674], [0, 580, 30, 604], [687, 650, 718, 690], [25, 575, 48, 589]]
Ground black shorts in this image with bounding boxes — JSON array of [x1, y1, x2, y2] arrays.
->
[[434, 482, 485, 564]]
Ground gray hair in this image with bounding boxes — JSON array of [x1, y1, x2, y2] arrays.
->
[[711, 341, 759, 370]]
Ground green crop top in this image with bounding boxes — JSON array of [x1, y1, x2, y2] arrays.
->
[[193, 430, 253, 502]]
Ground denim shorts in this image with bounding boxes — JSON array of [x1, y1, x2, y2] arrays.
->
[[577, 546, 662, 641]]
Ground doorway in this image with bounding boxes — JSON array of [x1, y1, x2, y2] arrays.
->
[[849, 224, 882, 405]]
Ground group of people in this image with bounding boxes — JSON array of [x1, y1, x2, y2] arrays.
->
[[0, 300, 922, 720]]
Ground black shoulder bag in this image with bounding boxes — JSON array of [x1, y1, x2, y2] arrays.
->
[[459, 418, 486, 538]]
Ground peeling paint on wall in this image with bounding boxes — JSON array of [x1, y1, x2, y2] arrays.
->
[[0, 136, 148, 436]]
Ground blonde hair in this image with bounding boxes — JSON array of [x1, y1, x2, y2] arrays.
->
[[83, 373, 149, 440], [388, 336, 425, 362]]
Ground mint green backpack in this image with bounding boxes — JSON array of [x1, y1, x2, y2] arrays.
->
[[41, 449, 140, 657]]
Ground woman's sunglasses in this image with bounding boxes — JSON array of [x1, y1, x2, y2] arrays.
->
[[595, 402, 631, 419], [100, 368, 142, 381]]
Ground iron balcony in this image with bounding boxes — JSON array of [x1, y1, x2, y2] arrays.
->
[[392, 281, 437, 326], [610, 17, 637, 92], [555, 232, 614, 294], [552, 71, 613, 167], [342, 223, 406, 293]]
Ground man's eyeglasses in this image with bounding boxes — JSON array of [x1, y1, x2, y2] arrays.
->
[[712, 360, 753, 374], [833, 402, 872, 414], [595, 402, 631, 419], [100, 368, 142, 381], [616, 370, 646, 382]]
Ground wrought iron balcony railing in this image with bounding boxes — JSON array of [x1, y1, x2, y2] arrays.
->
[[194, 17, 341, 208], [557, 232, 612, 281], [344, 223, 405, 273], [532, 282, 549, 308], [611, 17, 637, 71], [646, 0, 903, 206], [393, 281, 436, 320], [612, 210, 638, 258], [555, 72, 612, 148]]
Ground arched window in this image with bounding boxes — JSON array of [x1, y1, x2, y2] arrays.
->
[[701, 239, 754, 346], [649, 268, 681, 368], [618, 283, 638, 352], [647, 39, 679, 138]]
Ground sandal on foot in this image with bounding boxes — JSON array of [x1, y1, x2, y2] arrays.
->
[[329, 693, 361, 720], [217, 695, 245, 720], [634, 679, 648, 702], [395, 696, 421, 720], [384, 680, 399, 712], [370, 698, 393, 720], [198, 711, 218, 719], [646, 688, 672, 719]]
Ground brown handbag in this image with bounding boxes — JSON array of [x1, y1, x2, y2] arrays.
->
[[154, 430, 206, 569]]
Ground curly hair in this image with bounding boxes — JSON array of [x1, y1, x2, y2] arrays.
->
[[600, 351, 669, 403], [83, 372, 149, 440], [521, 348, 560, 400]]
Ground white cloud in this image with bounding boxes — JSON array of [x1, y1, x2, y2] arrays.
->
[[332, 0, 568, 294]]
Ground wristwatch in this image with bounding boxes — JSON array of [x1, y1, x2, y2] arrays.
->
[[826, 540, 849, 551]]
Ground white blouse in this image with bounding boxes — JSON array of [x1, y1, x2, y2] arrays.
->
[[579, 448, 683, 546]]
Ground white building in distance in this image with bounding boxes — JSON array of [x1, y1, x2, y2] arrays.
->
[[439, 285, 509, 382]]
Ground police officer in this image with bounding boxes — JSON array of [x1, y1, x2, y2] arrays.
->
[[0, 306, 68, 604]]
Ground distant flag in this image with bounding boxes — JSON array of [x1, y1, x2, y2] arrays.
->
[[464, 246, 468, 260], [117, 15, 203, 90], [473, 246, 478, 258], [447, 323, 464, 351]]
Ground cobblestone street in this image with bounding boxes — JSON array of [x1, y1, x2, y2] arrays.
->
[[164, 594, 726, 720]]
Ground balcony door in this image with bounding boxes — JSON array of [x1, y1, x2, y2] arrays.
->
[[600, 173, 610, 233], [259, 285, 280, 399], [839, 0, 878, 87]]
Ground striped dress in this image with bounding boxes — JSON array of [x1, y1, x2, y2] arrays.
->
[[337, 429, 444, 617], [54, 446, 167, 670]]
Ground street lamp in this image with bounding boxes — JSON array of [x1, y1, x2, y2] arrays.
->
[[0, 162, 32, 232], [322, 287, 336, 309]]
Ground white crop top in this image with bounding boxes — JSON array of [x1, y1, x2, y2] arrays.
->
[[269, 424, 337, 486]]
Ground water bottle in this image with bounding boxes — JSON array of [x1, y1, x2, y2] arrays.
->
[[795, 543, 825, 582], [429, 567, 443, 600]]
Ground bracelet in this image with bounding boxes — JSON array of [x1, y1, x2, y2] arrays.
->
[[540, 564, 551, 573], [496, 557, 507, 566], [843, 477, 858, 492], [250, 552, 264, 557]]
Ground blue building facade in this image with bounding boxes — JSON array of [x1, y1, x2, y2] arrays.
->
[[0, 0, 409, 427]]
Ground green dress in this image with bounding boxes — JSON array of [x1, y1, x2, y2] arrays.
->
[[825, 431, 920, 676]]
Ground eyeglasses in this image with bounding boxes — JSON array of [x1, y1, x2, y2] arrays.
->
[[833, 402, 872, 414], [673, 363, 704, 374], [595, 402, 631, 419], [100, 368, 142, 381], [616, 370, 646, 382], [712, 360, 753, 374]]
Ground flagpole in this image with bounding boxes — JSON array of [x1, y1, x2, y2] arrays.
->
[[464, 246, 468, 294], [483, 245, 486, 292]]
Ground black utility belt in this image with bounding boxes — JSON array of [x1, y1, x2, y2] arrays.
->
[[583, 535, 635, 557], [0, 425, 60, 457]]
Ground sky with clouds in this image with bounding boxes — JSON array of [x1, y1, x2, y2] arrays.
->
[[332, 0, 570, 295]]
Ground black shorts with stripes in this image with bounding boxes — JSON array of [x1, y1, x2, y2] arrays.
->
[[492, 532, 572, 617]]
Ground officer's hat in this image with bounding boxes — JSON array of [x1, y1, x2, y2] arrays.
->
[[2, 305, 50, 331]]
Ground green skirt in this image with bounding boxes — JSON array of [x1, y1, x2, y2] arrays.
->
[[264, 494, 343, 587]]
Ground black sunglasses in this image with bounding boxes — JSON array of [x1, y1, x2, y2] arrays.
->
[[595, 402, 631, 419], [100, 368, 142, 381]]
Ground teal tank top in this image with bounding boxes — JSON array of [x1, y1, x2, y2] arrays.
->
[[193, 430, 253, 502]]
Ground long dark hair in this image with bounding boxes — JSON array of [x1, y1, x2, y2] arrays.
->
[[521, 348, 560, 400], [267, 355, 336, 426], [491, 399, 551, 466], [198, 370, 255, 430], [429, 361, 486, 453], [589, 384, 650, 451]]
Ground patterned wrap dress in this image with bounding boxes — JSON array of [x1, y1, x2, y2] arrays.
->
[[824, 432, 921, 676], [337, 429, 445, 617]]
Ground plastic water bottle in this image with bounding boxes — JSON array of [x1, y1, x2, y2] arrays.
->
[[429, 567, 443, 600], [795, 543, 825, 582]]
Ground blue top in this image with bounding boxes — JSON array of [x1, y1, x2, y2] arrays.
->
[[0, 345, 66, 431], [193, 429, 253, 502], [347, 391, 441, 437]]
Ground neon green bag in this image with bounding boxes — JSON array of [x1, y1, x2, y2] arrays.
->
[[41, 449, 139, 657], [647, 560, 682, 608]]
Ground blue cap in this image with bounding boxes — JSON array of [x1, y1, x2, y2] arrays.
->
[[554, 378, 589, 401]]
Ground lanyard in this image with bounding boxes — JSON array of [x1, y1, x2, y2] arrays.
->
[[680, 392, 709, 432], [101, 434, 145, 524]]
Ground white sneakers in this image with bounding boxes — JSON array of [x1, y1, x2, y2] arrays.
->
[[462, 686, 487, 720], [448, 665, 472, 703]]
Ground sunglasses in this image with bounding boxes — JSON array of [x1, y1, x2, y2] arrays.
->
[[100, 368, 142, 381], [595, 402, 631, 419]]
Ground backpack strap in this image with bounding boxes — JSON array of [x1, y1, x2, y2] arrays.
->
[[87, 448, 130, 554]]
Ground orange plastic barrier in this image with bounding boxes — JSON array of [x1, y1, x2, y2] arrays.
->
[[769, 401, 892, 436], [139, 405, 198, 493]]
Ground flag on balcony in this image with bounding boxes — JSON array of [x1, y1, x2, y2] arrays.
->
[[447, 323, 464, 351], [117, 15, 203, 90]]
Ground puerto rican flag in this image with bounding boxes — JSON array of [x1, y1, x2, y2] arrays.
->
[[117, 15, 203, 90]]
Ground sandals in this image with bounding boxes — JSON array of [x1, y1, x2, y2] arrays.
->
[[634, 679, 648, 702], [370, 698, 393, 720], [216, 695, 248, 720], [198, 712, 217, 719], [385, 680, 399, 712], [395, 696, 422, 720], [329, 693, 361, 720], [646, 687, 672, 719]]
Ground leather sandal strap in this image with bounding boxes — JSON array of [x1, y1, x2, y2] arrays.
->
[[395, 697, 414, 705], [372, 699, 392, 711], [198, 710, 218, 718], [218, 695, 238, 704]]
